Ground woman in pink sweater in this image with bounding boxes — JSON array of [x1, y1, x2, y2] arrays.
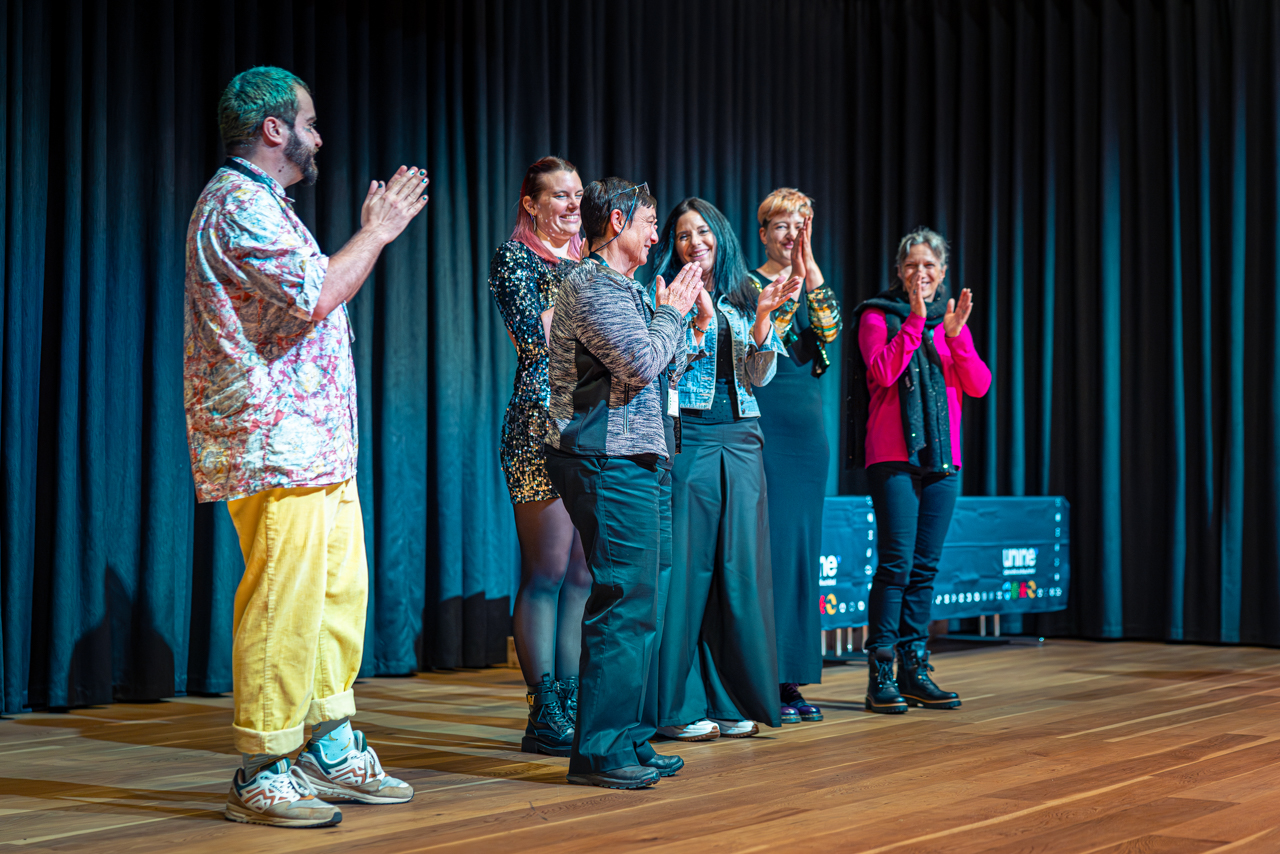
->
[[853, 228, 991, 714]]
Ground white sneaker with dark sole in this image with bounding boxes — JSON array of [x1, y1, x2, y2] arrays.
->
[[225, 759, 341, 828], [709, 718, 759, 738], [656, 720, 721, 741], [297, 730, 414, 805]]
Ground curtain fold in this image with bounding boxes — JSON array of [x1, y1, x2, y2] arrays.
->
[[0, 0, 1277, 714], [3, 0, 51, 713]]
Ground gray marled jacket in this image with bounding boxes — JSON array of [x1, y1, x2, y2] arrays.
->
[[546, 258, 688, 459]]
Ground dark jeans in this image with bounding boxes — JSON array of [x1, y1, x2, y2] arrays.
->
[[865, 462, 960, 652], [545, 448, 663, 774]]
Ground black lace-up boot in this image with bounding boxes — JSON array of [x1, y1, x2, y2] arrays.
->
[[556, 676, 579, 727], [521, 674, 574, 756], [897, 642, 961, 709], [865, 647, 908, 714]]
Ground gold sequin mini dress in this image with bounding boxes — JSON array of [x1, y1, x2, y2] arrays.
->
[[488, 240, 575, 503]]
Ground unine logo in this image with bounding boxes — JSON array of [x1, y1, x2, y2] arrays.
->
[[818, 555, 839, 587], [1002, 547, 1038, 576]]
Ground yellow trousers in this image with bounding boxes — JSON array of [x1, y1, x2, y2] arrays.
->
[[226, 478, 368, 755]]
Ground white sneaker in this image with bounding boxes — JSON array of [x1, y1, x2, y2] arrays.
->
[[225, 758, 341, 828], [297, 730, 414, 804], [709, 718, 759, 738], [656, 720, 720, 741]]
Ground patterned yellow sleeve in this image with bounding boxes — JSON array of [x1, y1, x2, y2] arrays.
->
[[805, 282, 843, 343], [773, 299, 801, 345]]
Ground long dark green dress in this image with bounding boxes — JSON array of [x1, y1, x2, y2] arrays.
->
[[749, 270, 839, 686]]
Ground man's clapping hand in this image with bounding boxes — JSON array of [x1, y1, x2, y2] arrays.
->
[[362, 165, 430, 244], [314, 164, 430, 320]]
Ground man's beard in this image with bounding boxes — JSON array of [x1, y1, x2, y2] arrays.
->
[[284, 128, 319, 186]]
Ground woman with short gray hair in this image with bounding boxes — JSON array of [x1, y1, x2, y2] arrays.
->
[[850, 228, 991, 714]]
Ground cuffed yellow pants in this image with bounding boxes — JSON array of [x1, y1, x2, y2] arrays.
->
[[226, 478, 368, 755]]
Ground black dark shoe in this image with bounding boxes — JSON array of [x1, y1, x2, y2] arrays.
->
[[641, 752, 684, 777], [781, 682, 824, 721], [521, 673, 575, 757], [566, 765, 660, 789], [897, 642, 961, 709], [556, 675, 579, 725], [865, 647, 909, 714]]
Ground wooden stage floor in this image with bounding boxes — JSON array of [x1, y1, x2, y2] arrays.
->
[[3, 640, 1280, 853]]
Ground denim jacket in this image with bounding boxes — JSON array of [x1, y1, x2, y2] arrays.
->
[[678, 293, 786, 417]]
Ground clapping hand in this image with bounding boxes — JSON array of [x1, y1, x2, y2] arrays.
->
[[789, 219, 808, 283], [758, 272, 803, 315], [944, 288, 974, 337], [656, 262, 704, 316], [693, 286, 715, 330], [799, 217, 824, 290], [362, 165, 430, 244], [752, 272, 801, 347], [905, 275, 927, 318]]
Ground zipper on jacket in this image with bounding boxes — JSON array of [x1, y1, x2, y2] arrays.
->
[[622, 382, 630, 434]]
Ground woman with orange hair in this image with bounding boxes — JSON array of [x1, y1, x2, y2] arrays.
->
[[747, 188, 842, 724]]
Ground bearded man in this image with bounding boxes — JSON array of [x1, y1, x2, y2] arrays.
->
[[184, 66, 427, 828]]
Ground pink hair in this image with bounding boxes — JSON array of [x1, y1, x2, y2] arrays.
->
[[510, 156, 584, 265]]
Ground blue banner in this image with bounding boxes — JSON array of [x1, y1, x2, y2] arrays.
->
[[817, 496, 1071, 630]]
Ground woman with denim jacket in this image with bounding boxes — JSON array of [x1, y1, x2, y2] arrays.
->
[[747, 188, 842, 725], [648, 197, 801, 742]]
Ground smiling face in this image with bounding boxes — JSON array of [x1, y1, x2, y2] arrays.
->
[[614, 202, 660, 271], [674, 210, 717, 282], [897, 242, 947, 302], [760, 211, 804, 268], [524, 169, 583, 241]]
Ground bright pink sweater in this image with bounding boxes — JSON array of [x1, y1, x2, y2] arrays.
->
[[858, 310, 992, 468]]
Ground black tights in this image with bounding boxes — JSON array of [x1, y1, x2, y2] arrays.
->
[[512, 498, 591, 687]]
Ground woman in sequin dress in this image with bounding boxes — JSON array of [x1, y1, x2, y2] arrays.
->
[[488, 157, 588, 757]]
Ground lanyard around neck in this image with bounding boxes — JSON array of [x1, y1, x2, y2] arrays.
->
[[223, 158, 292, 211]]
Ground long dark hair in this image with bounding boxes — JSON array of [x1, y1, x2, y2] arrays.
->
[[509, 156, 584, 264], [651, 197, 756, 315]]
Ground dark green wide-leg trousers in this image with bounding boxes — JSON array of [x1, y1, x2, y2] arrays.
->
[[658, 418, 781, 728], [546, 450, 664, 774]]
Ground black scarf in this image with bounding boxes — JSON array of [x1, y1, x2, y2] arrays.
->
[[852, 288, 952, 473]]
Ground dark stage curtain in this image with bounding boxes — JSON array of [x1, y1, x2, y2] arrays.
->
[[831, 0, 1280, 646], [1, 0, 1277, 714]]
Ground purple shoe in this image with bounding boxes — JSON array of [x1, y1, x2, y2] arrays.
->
[[781, 683, 824, 722], [780, 703, 801, 724]]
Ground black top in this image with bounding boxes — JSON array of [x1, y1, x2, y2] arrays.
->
[[684, 306, 742, 424], [715, 308, 734, 381]]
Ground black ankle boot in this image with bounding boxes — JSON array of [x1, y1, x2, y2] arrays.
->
[[522, 674, 574, 756], [865, 647, 908, 714], [556, 676, 579, 727], [897, 642, 961, 709]]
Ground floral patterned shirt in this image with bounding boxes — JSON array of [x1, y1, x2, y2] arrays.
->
[[183, 157, 357, 503]]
